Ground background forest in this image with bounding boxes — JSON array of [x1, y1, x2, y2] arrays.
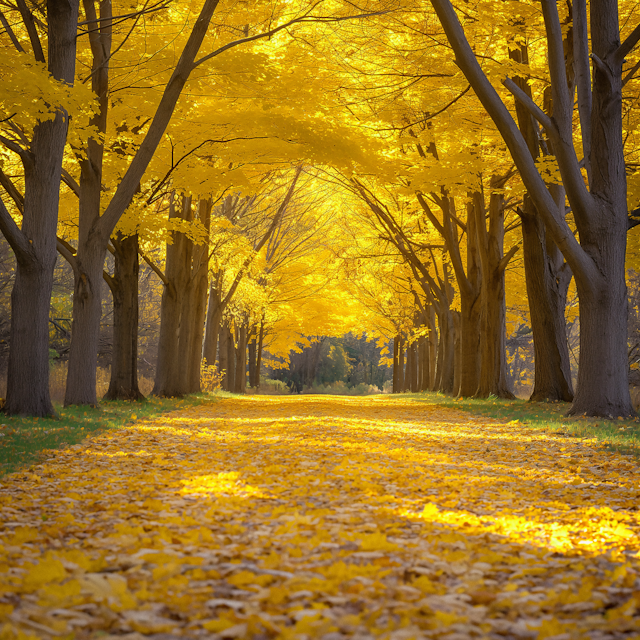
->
[[2, 0, 640, 416]]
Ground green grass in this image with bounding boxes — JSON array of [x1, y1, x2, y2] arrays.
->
[[399, 391, 640, 455], [0, 393, 218, 477]]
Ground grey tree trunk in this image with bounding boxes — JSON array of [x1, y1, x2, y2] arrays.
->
[[153, 196, 191, 397], [104, 233, 143, 401], [234, 321, 247, 393], [510, 43, 574, 402], [1, 0, 79, 416], [202, 281, 221, 368], [393, 335, 400, 393], [474, 189, 515, 399]]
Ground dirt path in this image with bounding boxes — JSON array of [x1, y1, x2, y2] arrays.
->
[[1, 395, 640, 640]]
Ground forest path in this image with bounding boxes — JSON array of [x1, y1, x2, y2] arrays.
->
[[2, 395, 640, 639]]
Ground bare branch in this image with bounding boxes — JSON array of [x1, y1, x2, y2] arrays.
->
[[623, 59, 640, 87], [498, 243, 520, 271], [0, 9, 25, 52], [16, 0, 44, 62], [615, 22, 640, 65], [0, 195, 31, 262], [194, 9, 391, 68], [503, 78, 556, 134]]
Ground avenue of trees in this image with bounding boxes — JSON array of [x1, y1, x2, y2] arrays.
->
[[1, 0, 640, 417]]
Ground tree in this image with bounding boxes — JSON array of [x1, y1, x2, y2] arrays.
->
[[430, 0, 638, 416], [0, 0, 82, 415]]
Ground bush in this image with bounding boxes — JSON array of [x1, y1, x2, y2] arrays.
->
[[259, 379, 292, 395], [303, 381, 380, 396]]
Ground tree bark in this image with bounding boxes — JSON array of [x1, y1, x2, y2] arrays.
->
[[510, 42, 574, 402], [104, 233, 143, 400], [2, 0, 79, 416], [153, 196, 191, 397], [398, 335, 405, 392], [225, 322, 236, 392], [521, 198, 574, 401], [179, 198, 211, 393], [393, 335, 400, 393], [474, 189, 515, 399], [234, 321, 247, 393], [255, 321, 264, 389], [202, 281, 221, 368]]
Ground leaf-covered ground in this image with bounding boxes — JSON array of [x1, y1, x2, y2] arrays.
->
[[2, 395, 640, 640]]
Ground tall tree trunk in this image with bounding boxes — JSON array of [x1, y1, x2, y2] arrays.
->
[[104, 233, 143, 400], [398, 336, 405, 392], [248, 330, 257, 388], [202, 280, 221, 368], [255, 321, 264, 389], [458, 201, 482, 396], [438, 308, 455, 394], [2, 0, 79, 416], [453, 310, 461, 396], [218, 323, 229, 391], [427, 306, 438, 391], [234, 321, 247, 393], [521, 197, 574, 401], [405, 341, 414, 392], [153, 196, 191, 397], [474, 189, 515, 399], [393, 335, 400, 393], [178, 198, 211, 394], [224, 320, 237, 392], [510, 43, 574, 403]]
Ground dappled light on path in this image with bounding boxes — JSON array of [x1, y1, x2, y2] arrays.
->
[[1, 395, 640, 639]]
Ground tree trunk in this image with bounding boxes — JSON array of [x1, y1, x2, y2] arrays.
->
[[458, 201, 482, 397], [438, 309, 455, 394], [398, 336, 405, 393], [3, 0, 79, 416], [220, 321, 236, 392], [64, 244, 105, 406], [405, 341, 414, 392], [248, 331, 257, 388], [202, 280, 221, 368], [234, 321, 247, 393], [453, 310, 461, 396], [153, 196, 191, 397], [104, 233, 143, 401], [179, 198, 211, 393], [474, 189, 515, 399], [393, 335, 400, 393], [521, 198, 574, 401], [255, 322, 264, 389], [218, 322, 229, 390], [510, 43, 574, 403]]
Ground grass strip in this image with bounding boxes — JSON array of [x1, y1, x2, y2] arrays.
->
[[0, 393, 218, 477], [400, 391, 640, 455]]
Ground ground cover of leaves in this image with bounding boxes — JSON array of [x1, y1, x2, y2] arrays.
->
[[2, 395, 640, 640]]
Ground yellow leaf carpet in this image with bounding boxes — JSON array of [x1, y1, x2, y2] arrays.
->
[[2, 395, 640, 640]]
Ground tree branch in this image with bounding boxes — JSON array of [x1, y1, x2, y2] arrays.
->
[[498, 243, 520, 272], [0, 195, 32, 262], [573, 0, 592, 184], [429, 0, 599, 286], [139, 249, 168, 285], [0, 9, 25, 52], [615, 22, 640, 65], [16, 0, 44, 62], [503, 78, 556, 134]]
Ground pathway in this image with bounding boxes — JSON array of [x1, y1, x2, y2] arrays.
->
[[1, 395, 640, 640]]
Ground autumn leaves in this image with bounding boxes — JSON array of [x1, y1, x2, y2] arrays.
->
[[2, 396, 640, 639]]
